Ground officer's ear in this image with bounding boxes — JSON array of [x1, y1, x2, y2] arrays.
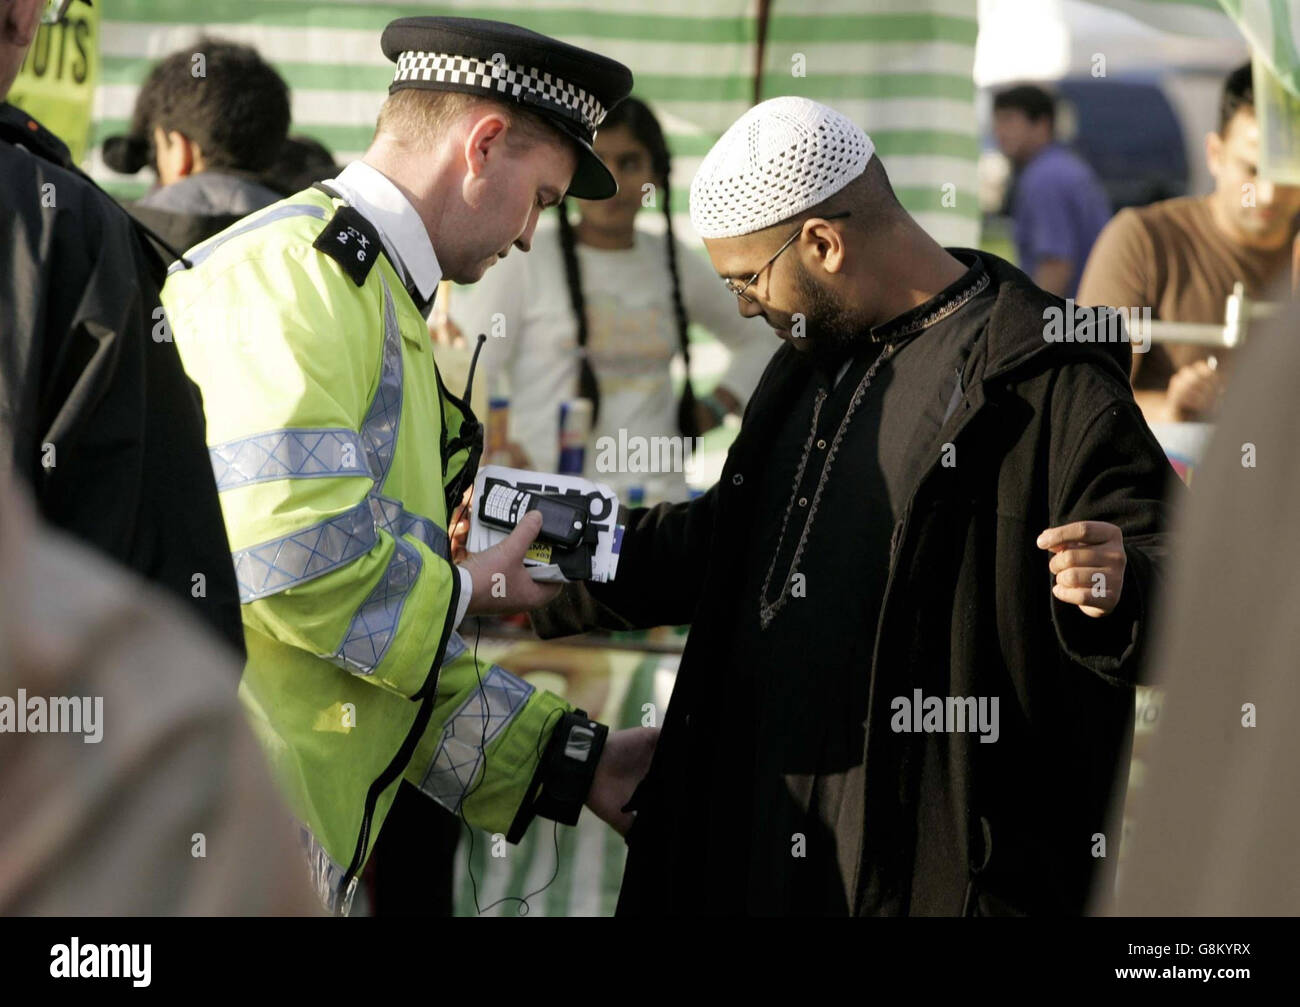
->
[[463, 110, 510, 183]]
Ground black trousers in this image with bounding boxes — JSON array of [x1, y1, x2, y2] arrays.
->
[[365, 781, 462, 915]]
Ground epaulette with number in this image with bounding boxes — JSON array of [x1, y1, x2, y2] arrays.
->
[[311, 183, 381, 286]]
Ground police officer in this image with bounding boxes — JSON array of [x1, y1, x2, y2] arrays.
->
[[162, 16, 656, 914], [1, 0, 245, 657]]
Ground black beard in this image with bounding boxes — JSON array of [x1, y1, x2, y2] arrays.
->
[[789, 263, 869, 371]]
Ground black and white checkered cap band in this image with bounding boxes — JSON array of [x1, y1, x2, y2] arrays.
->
[[393, 51, 608, 135]]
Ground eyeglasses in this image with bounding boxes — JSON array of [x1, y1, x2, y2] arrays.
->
[[722, 211, 851, 304], [40, 0, 89, 26]]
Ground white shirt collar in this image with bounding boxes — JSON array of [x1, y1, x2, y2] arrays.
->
[[325, 161, 441, 303]]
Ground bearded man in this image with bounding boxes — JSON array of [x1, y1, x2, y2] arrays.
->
[[534, 96, 1178, 916]]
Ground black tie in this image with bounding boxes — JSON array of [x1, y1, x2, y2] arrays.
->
[[408, 280, 434, 321]]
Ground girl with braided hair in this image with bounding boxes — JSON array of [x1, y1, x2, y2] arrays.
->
[[447, 96, 769, 502]]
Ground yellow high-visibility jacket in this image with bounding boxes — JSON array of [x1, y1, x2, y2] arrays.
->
[[163, 186, 571, 913]]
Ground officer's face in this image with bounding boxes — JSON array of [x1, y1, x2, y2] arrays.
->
[[452, 131, 576, 284]]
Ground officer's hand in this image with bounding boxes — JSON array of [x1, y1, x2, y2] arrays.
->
[[459, 510, 561, 615], [448, 486, 472, 564], [585, 726, 660, 837]]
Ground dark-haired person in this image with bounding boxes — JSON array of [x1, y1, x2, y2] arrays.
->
[[993, 83, 1111, 298], [102, 37, 289, 253], [535, 97, 1176, 916], [449, 97, 768, 501], [261, 133, 339, 197], [1, 0, 244, 657], [1078, 62, 1300, 426]]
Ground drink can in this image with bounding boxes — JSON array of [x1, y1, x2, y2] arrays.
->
[[487, 397, 509, 455], [558, 398, 593, 474]]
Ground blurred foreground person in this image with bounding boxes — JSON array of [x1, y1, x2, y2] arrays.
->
[[1110, 281, 1300, 916], [0, 476, 319, 915], [0, 0, 243, 657]]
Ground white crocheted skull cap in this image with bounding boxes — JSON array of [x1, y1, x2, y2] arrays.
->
[[689, 96, 874, 240]]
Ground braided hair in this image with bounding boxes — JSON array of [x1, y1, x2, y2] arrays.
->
[[555, 96, 699, 438]]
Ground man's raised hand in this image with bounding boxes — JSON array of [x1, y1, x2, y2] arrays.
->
[[1037, 520, 1126, 618]]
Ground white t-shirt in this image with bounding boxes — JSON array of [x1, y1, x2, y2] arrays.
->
[[449, 221, 774, 501]]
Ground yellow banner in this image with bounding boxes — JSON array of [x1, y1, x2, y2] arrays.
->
[[8, 3, 100, 165]]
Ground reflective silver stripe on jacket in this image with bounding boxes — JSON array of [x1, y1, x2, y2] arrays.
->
[[216, 244, 446, 674], [442, 630, 468, 664], [230, 494, 449, 606], [234, 499, 376, 602], [167, 203, 328, 274], [210, 428, 367, 491], [415, 663, 534, 813], [301, 827, 359, 917], [320, 280, 433, 672], [359, 283, 404, 484], [370, 494, 448, 559], [322, 536, 423, 674]]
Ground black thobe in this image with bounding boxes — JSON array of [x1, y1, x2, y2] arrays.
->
[[535, 248, 1173, 916], [726, 251, 994, 913], [533, 248, 1175, 919]]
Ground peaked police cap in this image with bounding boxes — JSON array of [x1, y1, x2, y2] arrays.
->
[[381, 16, 633, 199]]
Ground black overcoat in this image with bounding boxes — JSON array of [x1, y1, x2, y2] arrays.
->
[[536, 251, 1177, 915]]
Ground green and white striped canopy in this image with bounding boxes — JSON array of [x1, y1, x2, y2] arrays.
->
[[89, 0, 983, 245], [80, 0, 1299, 247]]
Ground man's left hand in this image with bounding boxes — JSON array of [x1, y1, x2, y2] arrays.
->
[[1037, 520, 1126, 618]]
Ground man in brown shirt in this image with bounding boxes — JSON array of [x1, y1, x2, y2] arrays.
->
[[1078, 63, 1300, 425]]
